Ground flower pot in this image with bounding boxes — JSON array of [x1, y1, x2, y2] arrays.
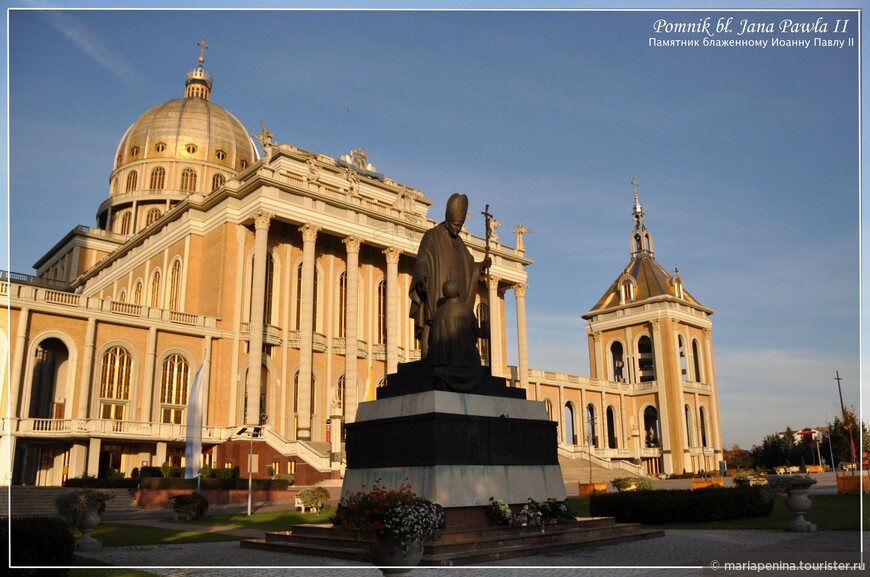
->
[[371, 537, 423, 575], [75, 506, 103, 551], [784, 486, 817, 532]]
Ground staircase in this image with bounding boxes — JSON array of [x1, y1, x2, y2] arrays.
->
[[3, 486, 140, 517], [559, 455, 630, 495], [241, 518, 663, 565]]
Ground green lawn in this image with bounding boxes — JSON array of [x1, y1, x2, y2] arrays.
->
[[192, 508, 335, 531], [567, 494, 868, 531]]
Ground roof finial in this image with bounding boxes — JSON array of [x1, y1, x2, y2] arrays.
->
[[185, 39, 213, 100]]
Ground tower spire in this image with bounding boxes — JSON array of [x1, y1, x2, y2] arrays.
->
[[185, 39, 213, 100], [628, 177, 653, 257]]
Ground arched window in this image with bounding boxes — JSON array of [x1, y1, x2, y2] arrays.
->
[[180, 168, 197, 192], [643, 406, 660, 448], [606, 406, 618, 449], [145, 208, 162, 227], [149, 270, 161, 308], [119, 212, 132, 235], [679, 335, 688, 381], [125, 170, 138, 192], [564, 403, 575, 445], [637, 335, 655, 382], [699, 406, 709, 448], [692, 339, 703, 383], [586, 403, 597, 448], [99, 346, 132, 421], [610, 341, 624, 382], [685, 404, 694, 447], [160, 354, 189, 424], [168, 260, 182, 311], [544, 398, 554, 421], [295, 262, 319, 332], [377, 280, 386, 345], [149, 167, 166, 189], [211, 173, 225, 191], [133, 281, 143, 305]]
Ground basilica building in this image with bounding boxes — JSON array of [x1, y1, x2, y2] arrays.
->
[[1, 52, 722, 487]]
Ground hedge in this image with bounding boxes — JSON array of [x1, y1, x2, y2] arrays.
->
[[1, 516, 75, 575], [139, 476, 290, 490], [589, 486, 773, 525]]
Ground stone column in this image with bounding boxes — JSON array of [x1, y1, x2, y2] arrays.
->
[[87, 437, 102, 477], [383, 247, 402, 374], [142, 327, 157, 422], [296, 223, 320, 440], [77, 317, 96, 419], [9, 307, 30, 418], [246, 212, 272, 425], [514, 284, 531, 395], [343, 237, 361, 424], [650, 319, 672, 473], [487, 277, 503, 376]]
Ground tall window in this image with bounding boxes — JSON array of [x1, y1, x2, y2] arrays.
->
[[168, 260, 182, 311], [181, 168, 197, 192], [338, 272, 347, 338], [133, 281, 143, 305], [145, 208, 162, 227], [149, 167, 166, 189], [685, 404, 694, 446], [544, 398, 553, 421], [99, 346, 132, 421], [377, 280, 386, 345], [211, 173, 225, 191], [679, 335, 688, 381], [610, 341, 624, 382], [606, 406, 617, 449], [160, 354, 189, 424], [586, 404, 597, 448], [149, 270, 161, 308], [125, 171, 138, 192], [119, 212, 132, 235], [295, 263, 319, 331], [476, 302, 489, 365], [564, 403, 575, 445], [637, 335, 655, 382], [699, 407, 709, 447], [692, 339, 703, 383]]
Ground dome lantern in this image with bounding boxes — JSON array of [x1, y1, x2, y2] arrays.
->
[[185, 39, 212, 100]]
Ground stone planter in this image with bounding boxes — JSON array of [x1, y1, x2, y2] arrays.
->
[[784, 485, 817, 532], [75, 506, 103, 551], [371, 537, 423, 575]]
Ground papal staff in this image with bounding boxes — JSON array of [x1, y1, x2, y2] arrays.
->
[[481, 204, 493, 367]]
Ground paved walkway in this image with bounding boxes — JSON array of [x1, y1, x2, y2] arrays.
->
[[84, 500, 866, 576]]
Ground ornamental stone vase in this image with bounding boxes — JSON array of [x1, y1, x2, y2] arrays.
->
[[784, 485, 817, 532], [371, 537, 423, 575], [75, 506, 104, 551]]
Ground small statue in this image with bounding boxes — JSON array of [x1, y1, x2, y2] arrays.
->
[[428, 279, 482, 392], [307, 155, 320, 183], [512, 224, 531, 253], [347, 167, 359, 195], [254, 121, 274, 158]]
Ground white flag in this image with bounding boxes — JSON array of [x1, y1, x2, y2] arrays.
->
[[184, 363, 206, 479]]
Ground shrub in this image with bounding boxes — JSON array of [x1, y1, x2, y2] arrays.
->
[[612, 477, 653, 492], [5, 516, 75, 575], [130, 467, 140, 479], [590, 487, 773, 525], [168, 492, 209, 519], [297, 486, 330, 510], [140, 466, 163, 478]]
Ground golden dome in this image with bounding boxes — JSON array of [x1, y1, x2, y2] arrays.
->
[[112, 96, 256, 175]]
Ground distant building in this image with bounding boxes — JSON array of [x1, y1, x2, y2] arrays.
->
[[1, 51, 722, 486]]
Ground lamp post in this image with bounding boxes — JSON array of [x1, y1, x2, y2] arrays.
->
[[834, 370, 856, 466], [237, 426, 262, 516]]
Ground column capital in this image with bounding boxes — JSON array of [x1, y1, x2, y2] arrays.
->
[[254, 211, 273, 230], [383, 246, 403, 264], [299, 223, 321, 242], [513, 283, 528, 298], [487, 276, 501, 290], [343, 235, 362, 254]]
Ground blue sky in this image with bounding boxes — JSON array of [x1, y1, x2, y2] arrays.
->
[[3, 2, 863, 451]]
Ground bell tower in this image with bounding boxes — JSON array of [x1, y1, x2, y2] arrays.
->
[[582, 180, 723, 476]]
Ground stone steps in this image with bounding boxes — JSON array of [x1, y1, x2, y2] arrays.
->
[[241, 518, 664, 565]]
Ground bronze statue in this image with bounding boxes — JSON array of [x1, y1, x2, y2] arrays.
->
[[409, 193, 489, 358]]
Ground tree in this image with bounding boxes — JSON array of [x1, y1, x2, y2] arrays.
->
[[724, 444, 752, 470], [824, 408, 865, 468]]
